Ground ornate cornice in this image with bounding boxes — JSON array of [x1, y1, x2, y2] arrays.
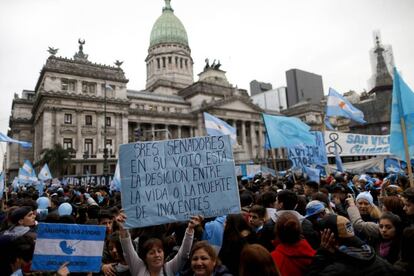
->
[[197, 95, 264, 113], [32, 91, 130, 113], [34, 56, 129, 91], [178, 81, 234, 99], [128, 108, 195, 119]]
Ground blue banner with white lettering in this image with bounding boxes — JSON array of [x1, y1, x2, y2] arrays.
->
[[288, 131, 328, 168], [32, 223, 106, 272], [325, 131, 390, 156], [119, 135, 241, 228]]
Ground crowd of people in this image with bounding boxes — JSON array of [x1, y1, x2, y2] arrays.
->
[[0, 169, 414, 276]]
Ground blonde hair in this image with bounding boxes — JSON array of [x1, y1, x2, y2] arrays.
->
[[370, 204, 382, 220]]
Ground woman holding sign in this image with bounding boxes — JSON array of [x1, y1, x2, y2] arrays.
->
[[117, 211, 202, 276]]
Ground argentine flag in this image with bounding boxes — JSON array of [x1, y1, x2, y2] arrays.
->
[[326, 88, 366, 124], [0, 132, 32, 148], [18, 160, 38, 184], [203, 112, 237, 145], [32, 223, 106, 272], [110, 162, 121, 192], [38, 164, 52, 181]]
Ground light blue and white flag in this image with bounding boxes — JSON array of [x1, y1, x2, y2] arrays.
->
[[390, 68, 414, 162], [32, 223, 106, 272], [110, 161, 121, 192], [262, 113, 315, 148], [303, 166, 320, 183], [12, 177, 19, 192], [324, 116, 335, 130], [0, 173, 4, 199], [326, 88, 366, 124], [35, 181, 45, 196], [203, 112, 237, 145], [0, 132, 32, 148], [384, 158, 402, 173], [334, 143, 344, 172], [18, 160, 38, 184], [38, 164, 52, 181]]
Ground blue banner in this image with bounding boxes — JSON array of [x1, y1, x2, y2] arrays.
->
[[119, 135, 241, 228], [288, 131, 328, 168], [32, 223, 106, 272]]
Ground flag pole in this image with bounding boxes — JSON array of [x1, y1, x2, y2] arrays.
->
[[400, 117, 414, 187]]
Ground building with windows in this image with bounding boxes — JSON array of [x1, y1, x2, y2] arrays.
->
[[285, 68, 324, 107], [251, 86, 288, 113], [5, 0, 272, 179], [250, 80, 273, 96]]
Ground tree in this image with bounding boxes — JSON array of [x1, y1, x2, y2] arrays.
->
[[36, 144, 75, 177]]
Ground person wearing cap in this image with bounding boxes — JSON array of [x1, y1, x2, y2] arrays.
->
[[305, 200, 327, 224], [307, 214, 399, 275], [353, 191, 382, 223], [348, 193, 403, 264]]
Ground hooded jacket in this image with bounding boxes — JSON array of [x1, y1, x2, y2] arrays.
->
[[271, 238, 316, 276]]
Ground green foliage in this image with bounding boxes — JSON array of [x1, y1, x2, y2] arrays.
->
[[37, 144, 75, 177]]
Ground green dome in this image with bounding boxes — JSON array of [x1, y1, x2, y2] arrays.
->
[[149, 1, 189, 48]]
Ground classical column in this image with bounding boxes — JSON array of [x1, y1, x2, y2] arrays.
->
[[97, 112, 102, 158], [177, 125, 182, 139], [165, 124, 169, 140], [250, 122, 257, 158], [151, 124, 155, 141], [258, 123, 264, 159], [77, 111, 83, 159], [241, 120, 247, 147], [53, 109, 58, 145]]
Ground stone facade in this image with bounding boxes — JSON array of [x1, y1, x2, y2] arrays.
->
[[5, 36, 269, 179]]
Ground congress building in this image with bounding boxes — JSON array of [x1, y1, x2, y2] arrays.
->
[[5, 0, 276, 179]]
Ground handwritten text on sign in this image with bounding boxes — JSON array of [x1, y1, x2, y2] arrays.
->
[[119, 135, 240, 228]]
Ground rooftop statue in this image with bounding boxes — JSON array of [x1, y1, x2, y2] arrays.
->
[[47, 47, 59, 56], [115, 60, 124, 68]]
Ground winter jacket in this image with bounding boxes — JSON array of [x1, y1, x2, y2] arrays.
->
[[306, 244, 399, 276], [271, 239, 316, 276]]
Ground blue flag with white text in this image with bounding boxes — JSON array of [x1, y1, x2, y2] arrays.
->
[[32, 223, 106, 272], [203, 112, 237, 145], [390, 68, 414, 162], [326, 88, 366, 124], [262, 113, 315, 148]]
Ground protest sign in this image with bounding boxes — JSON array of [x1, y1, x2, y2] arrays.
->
[[325, 131, 390, 156], [288, 131, 328, 168], [32, 223, 106, 272], [119, 135, 240, 228]]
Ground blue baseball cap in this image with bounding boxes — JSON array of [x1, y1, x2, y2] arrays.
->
[[305, 200, 325, 218]]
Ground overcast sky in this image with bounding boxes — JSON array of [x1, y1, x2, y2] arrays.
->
[[1, 0, 414, 163]]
